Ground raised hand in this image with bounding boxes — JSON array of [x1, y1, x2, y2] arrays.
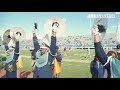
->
[[92, 25, 100, 35], [16, 32, 21, 41]]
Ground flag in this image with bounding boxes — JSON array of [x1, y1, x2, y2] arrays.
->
[[16, 56, 23, 69], [52, 57, 61, 76]]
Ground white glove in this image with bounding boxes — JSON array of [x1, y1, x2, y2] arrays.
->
[[16, 32, 21, 40], [92, 25, 100, 35], [52, 25, 59, 32]]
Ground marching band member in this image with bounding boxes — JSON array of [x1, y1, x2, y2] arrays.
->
[[30, 48, 36, 72], [4, 32, 20, 78], [93, 25, 120, 78], [32, 29, 57, 78]]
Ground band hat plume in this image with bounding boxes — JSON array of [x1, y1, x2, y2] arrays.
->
[[40, 34, 50, 49], [40, 43, 49, 49]]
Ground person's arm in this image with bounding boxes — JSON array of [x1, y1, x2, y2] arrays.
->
[[56, 52, 62, 62], [90, 61, 94, 76], [13, 41, 19, 60], [50, 31, 56, 56], [31, 50, 36, 60], [13, 32, 21, 61], [33, 32, 40, 55], [31, 50, 36, 67], [94, 33, 109, 69], [48, 31, 57, 65], [4, 45, 9, 52]]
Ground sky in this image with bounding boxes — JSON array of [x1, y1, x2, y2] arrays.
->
[[0, 12, 120, 40]]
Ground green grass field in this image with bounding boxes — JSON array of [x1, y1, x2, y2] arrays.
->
[[1, 48, 110, 78]]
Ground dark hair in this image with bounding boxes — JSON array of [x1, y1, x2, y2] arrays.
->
[[52, 22, 59, 27], [92, 55, 98, 62], [107, 51, 116, 57], [92, 55, 98, 67]]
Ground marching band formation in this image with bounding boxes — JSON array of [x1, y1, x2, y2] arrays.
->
[[0, 16, 120, 78]]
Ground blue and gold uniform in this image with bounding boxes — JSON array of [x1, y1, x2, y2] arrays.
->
[[93, 24, 120, 78], [33, 35, 56, 78], [94, 42, 120, 78], [4, 41, 19, 78]]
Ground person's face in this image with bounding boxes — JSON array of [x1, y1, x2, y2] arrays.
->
[[95, 57, 99, 61], [8, 49, 14, 55], [40, 48, 47, 55], [9, 49, 14, 52], [112, 53, 116, 58]]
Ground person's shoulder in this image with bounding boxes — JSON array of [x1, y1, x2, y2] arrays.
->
[[90, 60, 95, 67], [91, 60, 94, 62], [112, 58, 120, 62], [90, 60, 94, 64]]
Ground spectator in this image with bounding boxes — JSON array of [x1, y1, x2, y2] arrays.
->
[[90, 55, 105, 78]]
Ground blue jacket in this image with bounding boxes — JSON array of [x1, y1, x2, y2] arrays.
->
[[5, 41, 19, 64], [31, 49, 36, 60], [33, 35, 56, 78], [90, 60, 105, 78], [94, 42, 110, 78], [4, 41, 19, 78]]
